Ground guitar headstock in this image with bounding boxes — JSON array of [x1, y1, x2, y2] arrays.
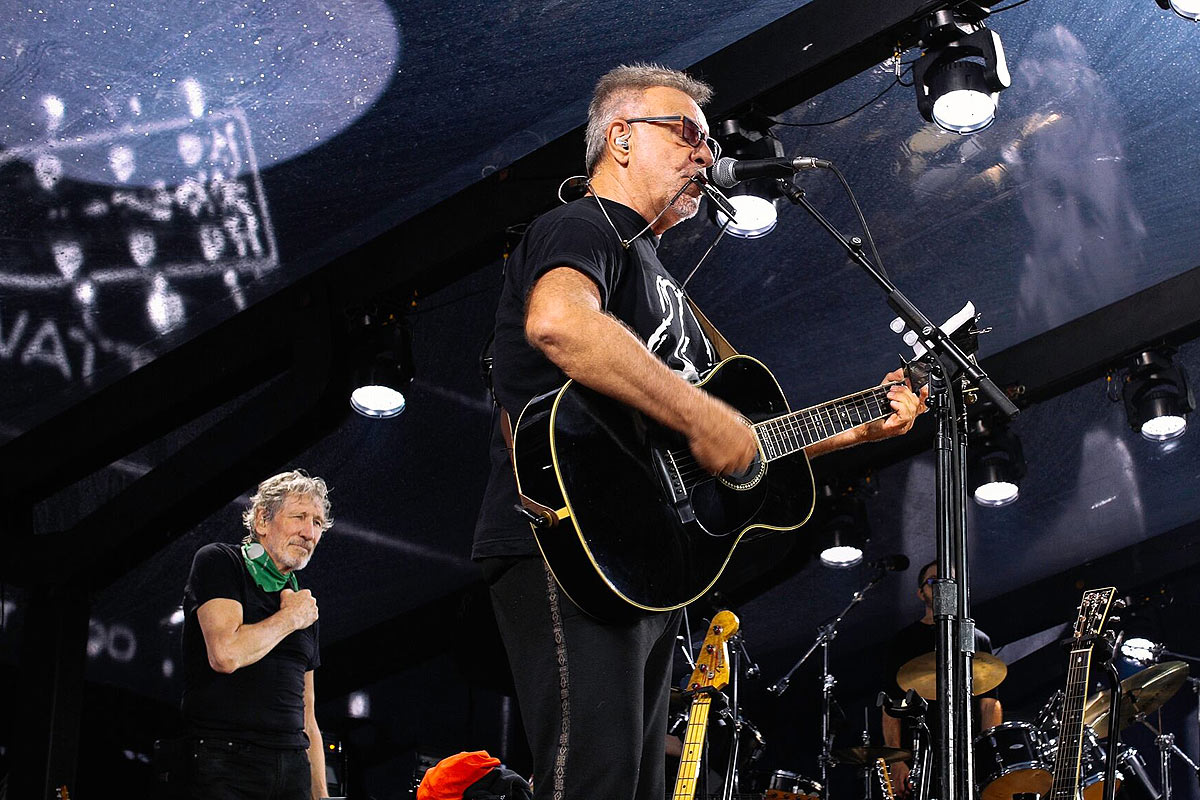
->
[[685, 610, 740, 692], [1073, 587, 1116, 642], [875, 758, 896, 800]]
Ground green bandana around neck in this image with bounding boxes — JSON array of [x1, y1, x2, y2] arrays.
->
[[242, 541, 299, 593]]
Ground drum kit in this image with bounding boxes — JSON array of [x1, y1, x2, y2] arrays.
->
[[693, 649, 1196, 800], [889, 650, 1194, 800]]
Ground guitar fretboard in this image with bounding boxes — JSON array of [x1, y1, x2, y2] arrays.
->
[[672, 695, 713, 800], [1049, 646, 1094, 800], [753, 382, 900, 461]]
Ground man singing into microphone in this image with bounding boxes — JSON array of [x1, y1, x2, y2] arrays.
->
[[474, 62, 928, 800], [181, 470, 331, 800]]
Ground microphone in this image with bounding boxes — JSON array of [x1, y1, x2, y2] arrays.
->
[[708, 155, 831, 188], [868, 554, 910, 572]]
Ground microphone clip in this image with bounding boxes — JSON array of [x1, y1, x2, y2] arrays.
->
[[690, 174, 737, 221]]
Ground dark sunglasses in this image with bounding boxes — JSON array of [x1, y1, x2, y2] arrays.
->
[[624, 115, 721, 159], [922, 576, 938, 587]]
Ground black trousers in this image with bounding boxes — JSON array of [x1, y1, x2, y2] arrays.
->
[[485, 556, 683, 800], [189, 738, 311, 800]]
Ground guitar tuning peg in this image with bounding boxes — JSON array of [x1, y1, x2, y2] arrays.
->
[[903, 330, 919, 348], [889, 317, 907, 334]]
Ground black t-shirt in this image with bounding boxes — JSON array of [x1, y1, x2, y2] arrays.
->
[[884, 619, 999, 749], [181, 542, 320, 749], [473, 197, 720, 559]]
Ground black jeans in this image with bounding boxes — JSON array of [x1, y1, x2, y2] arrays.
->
[[190, 737, 311, 800], [485, 556, 682, 800]]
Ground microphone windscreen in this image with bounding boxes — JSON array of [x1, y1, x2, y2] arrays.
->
[[710, 157, 738, 189]]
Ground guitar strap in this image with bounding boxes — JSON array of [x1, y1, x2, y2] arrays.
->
[[499, 298, 737, 528], [500, 407, 565, 527], [685, 295, 739, 360]]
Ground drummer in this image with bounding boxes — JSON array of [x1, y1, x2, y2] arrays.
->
[[882, 560, 1003, 796]]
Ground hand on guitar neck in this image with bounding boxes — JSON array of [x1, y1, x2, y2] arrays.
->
[[804, 367, 928, 458]]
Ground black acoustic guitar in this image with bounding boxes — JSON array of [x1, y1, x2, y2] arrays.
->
[[512, 353, 914, 620]]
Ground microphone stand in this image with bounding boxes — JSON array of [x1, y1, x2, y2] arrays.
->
[[777, 176, 1019, 800], [767, 569, 889, 799]]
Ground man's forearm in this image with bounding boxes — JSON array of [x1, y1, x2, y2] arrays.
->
[[533, 306, 720, 438], [207, 612, 296, 673], [307, 722, 328, 800]]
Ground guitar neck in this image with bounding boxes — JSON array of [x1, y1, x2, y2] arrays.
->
[[1048, 644, 1096, 800], [753, 382, 900, 461], [672, 695, 714, 800]]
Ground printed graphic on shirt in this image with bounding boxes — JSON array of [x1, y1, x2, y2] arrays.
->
[[645, 274, 715, 384]]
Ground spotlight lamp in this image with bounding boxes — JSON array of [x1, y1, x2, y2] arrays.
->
[[349, 309, 415, 419], [968, 416, 1025, 507], [912, 11, 1011, 134], [1156, 0, 1200, 20], [1123, 349, 1195, 442], [815, 487, 870, 568], [711, 118, 785, 238]]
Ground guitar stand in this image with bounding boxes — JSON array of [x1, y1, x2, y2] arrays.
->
[[879, 690, 932, 800], [1100, 635, 1125, 800], [776, 174, 1018, 800]]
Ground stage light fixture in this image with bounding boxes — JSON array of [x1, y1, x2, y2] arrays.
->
[[349, 309, 414, 419], [912, 11, 1011, 134], [1123, 349, 1194, 442], [968, 416, 1025, 507], [1156, 0, 1200, 20], [1120, 637, 1162, 665], [815, 488, 869, 568], [711, 118, 784, 238]]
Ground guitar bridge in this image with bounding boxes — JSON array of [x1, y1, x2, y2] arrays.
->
[[652, 448, 696, 525]]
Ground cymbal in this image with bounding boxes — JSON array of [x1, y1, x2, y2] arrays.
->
[[896, 652, 1007, 700], [1084, 660, 1189, 738], [833, 745, 912, 766]]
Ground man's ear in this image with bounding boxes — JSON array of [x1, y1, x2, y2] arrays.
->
[[608, 121, 632, 165]]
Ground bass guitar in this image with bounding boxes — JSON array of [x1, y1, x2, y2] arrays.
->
[[671, 610, 739, 800], [512, 354, 921, 620]]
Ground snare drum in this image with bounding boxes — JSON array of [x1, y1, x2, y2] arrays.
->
[[764, 770, 823, 800], [973, 721, 1053, 800]]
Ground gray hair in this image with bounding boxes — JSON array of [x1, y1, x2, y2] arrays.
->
[[241, 469, 333, 543], [584, 62, 714, 174]]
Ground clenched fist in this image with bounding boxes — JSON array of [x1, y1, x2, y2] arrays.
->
[[279, 587, 319, 631]]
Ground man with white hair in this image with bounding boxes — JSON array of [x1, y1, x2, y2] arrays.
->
[[181, 470, 332, 800], [475, 63, 926, 800]]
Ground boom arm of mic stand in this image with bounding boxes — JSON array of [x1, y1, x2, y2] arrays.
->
[[774, 178, 1018, 419], [767, 571, 887, 696]]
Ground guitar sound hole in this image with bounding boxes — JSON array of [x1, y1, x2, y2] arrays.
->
[[719, 453, 765, 491]]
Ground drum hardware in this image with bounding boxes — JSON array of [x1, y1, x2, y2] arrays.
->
[[1114, 745, 1162, 800], [1034, 689, 1065, 738], [1136, 717, 1200, 800], [767, 569, 893, 800]]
